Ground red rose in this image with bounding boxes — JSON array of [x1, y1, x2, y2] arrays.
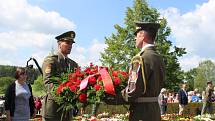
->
[[75, 79, 81, 85], [90, 69, 98, 75], [79, 93, 87, 103], [76, 71, 84, 77], [84, 67, 91, 74], [120, 71, 128, 78], [90, 62, 93, 67], [112, 71, 119, 77], [68, 73, 77, 82], [94, 84, 101, 91], [89, 76, 96, 85], [97, 76, 102, 82], [94, 65, 98, 70], [89, 71, 95, 75], [69, 85, 77, 92], [114, 77, 121, 86], [66, 81, 72, 87], [57, 84, 64, 94]]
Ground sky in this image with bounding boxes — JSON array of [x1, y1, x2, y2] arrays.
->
[[0, 0, 213, 71]]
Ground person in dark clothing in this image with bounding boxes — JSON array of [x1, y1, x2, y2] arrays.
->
[[120, 22, 165, 121], [178, 83, 188, 115], [5, 67, 35, 121]]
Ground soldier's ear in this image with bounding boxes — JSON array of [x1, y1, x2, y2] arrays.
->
[[58, 41, 62, 45]]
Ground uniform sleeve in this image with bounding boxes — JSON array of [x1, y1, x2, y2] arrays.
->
[[42, 57, 56, 85], [126, 66, 145, 102], [205, 87, 210, 101]]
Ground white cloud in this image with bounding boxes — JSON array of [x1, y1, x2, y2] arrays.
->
[[0, 0, 75, 67], [0, 0, 75, 33], [0, 0, 106, 69], [70, 39, 107, 67], [160, 0, 215, 71], [89, 39, 107, 62], [0, 32, 52, 51], [179, 55, 205, 71]]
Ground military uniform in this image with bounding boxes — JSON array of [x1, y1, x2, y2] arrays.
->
[[121, 22, 165, 121], [42, 31, 78, 121], [201, 81, 213, 115]]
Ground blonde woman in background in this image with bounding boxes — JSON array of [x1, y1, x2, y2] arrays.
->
[[158, 88, 167, 115]]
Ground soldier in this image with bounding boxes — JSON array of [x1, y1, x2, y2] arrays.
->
[[121, 22, 165, 121], [42, 31, 78, 121], [201, 81, 213, 115]]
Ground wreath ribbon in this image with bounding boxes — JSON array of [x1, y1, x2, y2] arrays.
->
[[79, 68, 116, 96], [99, 68, 116, 96]]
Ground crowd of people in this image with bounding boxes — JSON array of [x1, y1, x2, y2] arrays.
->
[[159, 86, 215, 104], [158, 81, 215, 116]]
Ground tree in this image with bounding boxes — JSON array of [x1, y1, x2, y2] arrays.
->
[[0, 65, 16, 77], [194, 60, 215, 91], [32, 76, 46, 96], [185, 68, 197, 91], [0, 77, 14, 94], [100, 0, 186, 91]]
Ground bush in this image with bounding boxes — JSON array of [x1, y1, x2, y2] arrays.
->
[[0, 77, 14, 94], [83, 102, 215, 116]]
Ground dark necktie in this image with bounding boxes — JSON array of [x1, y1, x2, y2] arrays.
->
[[65, 58, 70, 70]]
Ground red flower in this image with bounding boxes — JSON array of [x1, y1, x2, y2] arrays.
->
[[76, 71, 84, 78], [112, 71, 119, 77], [88, 76, 96, 85], [66, 81, 73, 87], [120, 71, 128, 78], [68, 73, 77, 82], [97, 76, 102, 82], [89, 69, 98, 75], [94, 84, 101, 91], [84, 67, 91, 74], [114, 77, 121, 86], [69, 85, 77, 92], [75, 79, 81, 85], [79, 93, 87, 103], [57, 84, 64, 94], [90, 62, 93, 67]]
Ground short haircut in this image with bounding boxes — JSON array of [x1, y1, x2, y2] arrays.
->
[[15, 67, 26, 79]]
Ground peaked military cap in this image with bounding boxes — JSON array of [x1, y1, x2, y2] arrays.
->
[[55, 31, 76, 43], [207, 80, 212, 84], [134, 22, 160, 36]]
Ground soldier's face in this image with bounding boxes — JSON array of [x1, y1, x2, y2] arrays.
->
[[208, 83, 212, 87], [135, 31, 146, 48], [59, 41, 73, 55]]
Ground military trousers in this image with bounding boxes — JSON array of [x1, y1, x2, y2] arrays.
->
[[129, 102, 161, 121], [201, 101, 213, 115], [42, 94, 71, 121]]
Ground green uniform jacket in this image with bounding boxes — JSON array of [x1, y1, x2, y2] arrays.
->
[[42, 52, 78, 121], [204, 87, 213, 102], [124, 46, 165, 121]]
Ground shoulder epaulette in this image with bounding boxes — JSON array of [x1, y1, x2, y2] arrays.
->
[[44, 53, 58, 62], [130, 54, 147, 95]]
